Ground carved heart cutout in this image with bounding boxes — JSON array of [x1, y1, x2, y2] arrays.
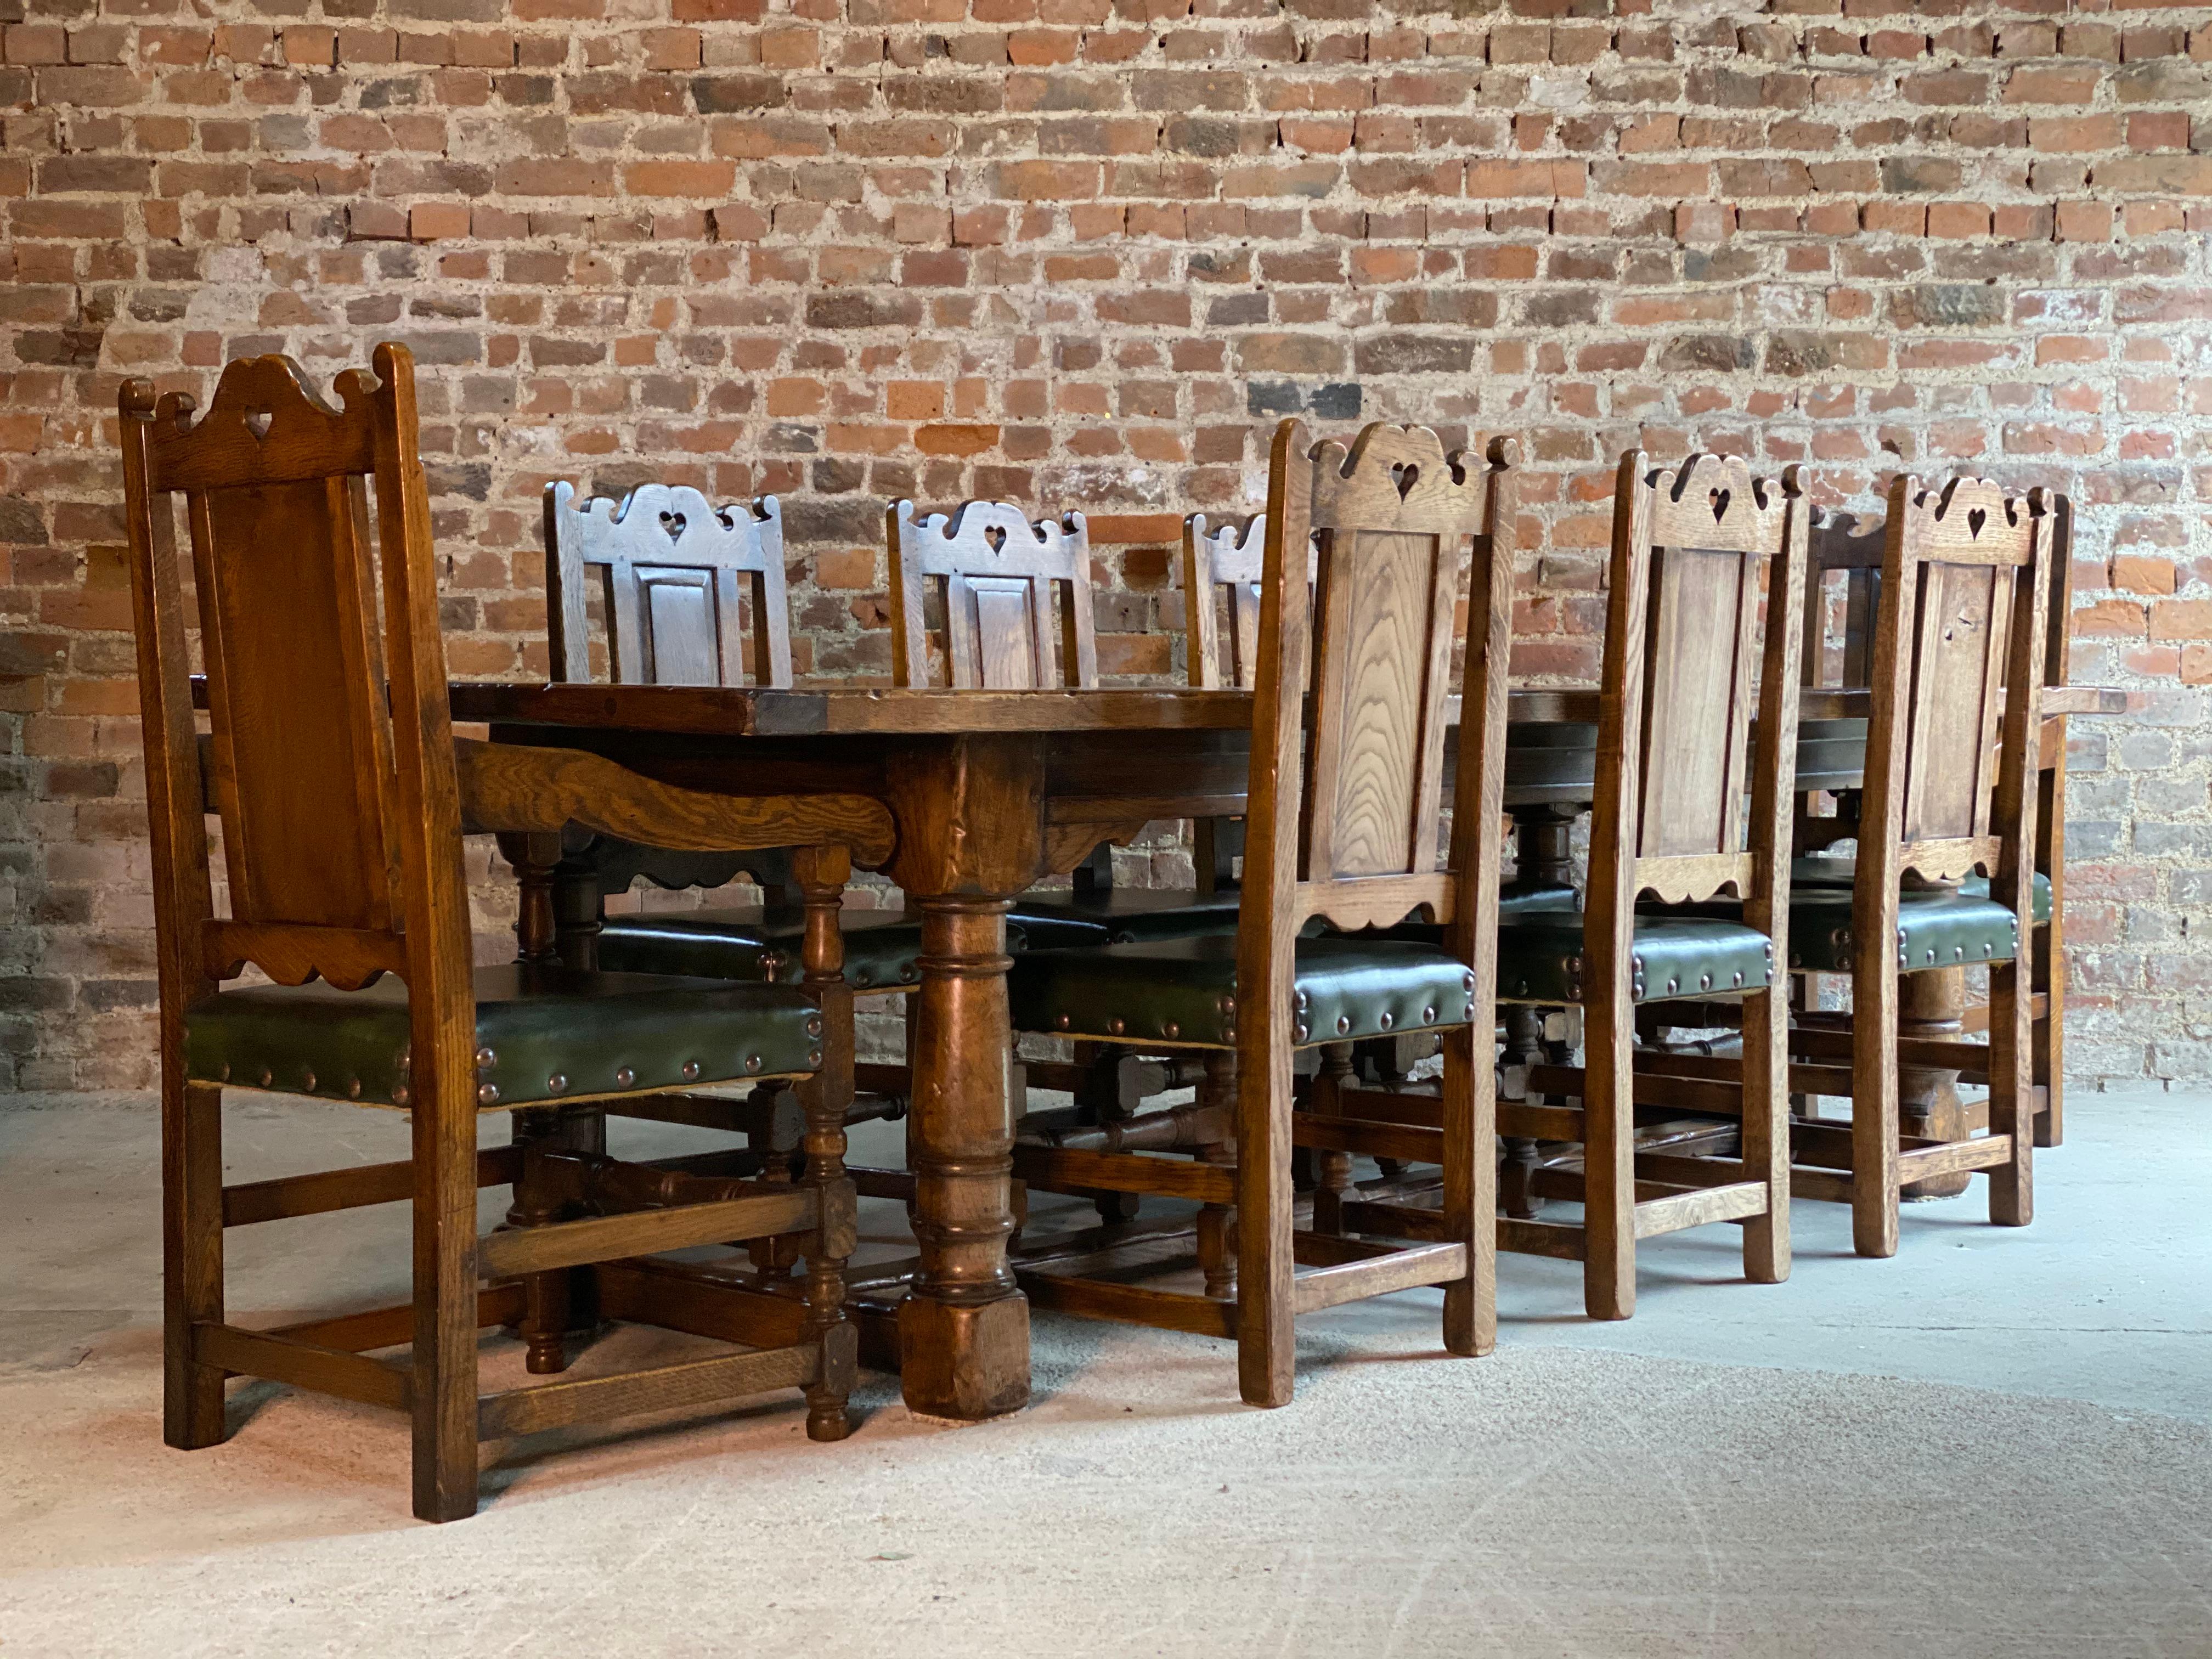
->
[[1966, 506, 1987, 540], [658, 510, 687, 541], [984, 523, 1007, 554], [1390, 462, 1419, 501], [244, 409, 273, 442], [1708, 487, 1731, 523]]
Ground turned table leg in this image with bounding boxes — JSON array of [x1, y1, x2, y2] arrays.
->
[[1898, 964, 1972, 1201], [899, 894, 1030, 1420]]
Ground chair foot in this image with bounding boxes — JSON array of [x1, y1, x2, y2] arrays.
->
[[806, 1404, 854, 1442], [524, 1335, 569, 1375], [165, 1368, 228, 1451]]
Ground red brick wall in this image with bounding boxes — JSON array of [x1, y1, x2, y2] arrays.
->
[[3, 0, 2208, 1088]]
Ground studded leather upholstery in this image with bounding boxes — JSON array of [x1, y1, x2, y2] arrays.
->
[[183, 964, 823, 1110], [1007, 887, 1243, 949], [597, 907, 955, 991], [1493, 912, 1776, 1005], [1007, 934, 1478, 1048], [1672, 860, 2050, 974]]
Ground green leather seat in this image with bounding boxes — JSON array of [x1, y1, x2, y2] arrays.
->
[[598, 907, 979, 992], [183, 963, 823, 1110], [1493, 912, 1775, 1005], [1680, 860, 2050, 974], [1008, 934, 1477, 1048], [1790, 857, 2053, 917], [1008, 887, 1242, 949]]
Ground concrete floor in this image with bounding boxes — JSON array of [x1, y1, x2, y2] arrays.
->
[[2, 1085, 2208, 1656]]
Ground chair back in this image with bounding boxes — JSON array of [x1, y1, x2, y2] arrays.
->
[[1808, 494, 2074, 697], [119, 345, 466, 1009], [1803, 509, 1885, 689], [1598, 453, 1810, 909], [545, 482, 791, 689], [1244, 421, 1519, 952], [1862, 475, 2053, 890], [889, 500, 1097, 689], [1183, 515, 1323, 690]]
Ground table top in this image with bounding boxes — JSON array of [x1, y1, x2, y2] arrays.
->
[[453, 681, 2126, 738]]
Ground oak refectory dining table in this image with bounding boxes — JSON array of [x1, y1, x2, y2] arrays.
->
[[451, 679, 2123, 1420]]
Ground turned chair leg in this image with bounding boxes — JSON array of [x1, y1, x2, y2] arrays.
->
[[1196, 1050, 1237, 1300], [163, 1076, 226, 1450], [1307, 1041, 1355, 1236], [794, 844, 860, 1442], [507, 1109, 574, 1375]]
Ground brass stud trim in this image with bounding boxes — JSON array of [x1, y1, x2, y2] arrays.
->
[[548, 1073, 567, 1094], [475, 1046, 496, 1068], [614, 1066, 636, 1088], [477, 1083, 500, 1106], [681, 1061, 702, 1082]]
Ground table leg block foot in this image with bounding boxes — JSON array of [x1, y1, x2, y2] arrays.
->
[[899, 1293, 1031, 1420]]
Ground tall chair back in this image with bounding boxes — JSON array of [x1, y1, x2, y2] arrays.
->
[[889, 500, 1097, 689], [120, 344, 462, 1013], [546, 482, 791, 689]]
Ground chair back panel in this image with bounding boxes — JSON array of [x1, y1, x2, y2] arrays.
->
[[1292, 424, 1510, 924], [195, 471, 400, 931], [1241, 416, 1518, 977], [1871, 477, 2051, 879], [889, 500, 1097, 689], [545, 482, 791, 689], [1599, 452, 1808, 907], [1632, 457, 1786, 865], [120, 345, 462, 997]]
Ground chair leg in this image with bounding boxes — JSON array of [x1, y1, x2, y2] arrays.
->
[[507, 1109, 572, 1375], [163, 1077, 225, 1450], [411, 1063, 482, 1525], [1989, 954, 2035, 1228], [1852, 961, 1902, 1260], [1439, 1024, 1495, 1357], [1739, 983, 1791, 1285], [1196, 1051, 1237, 1301], [1583, 983, 1636, 1321], [1235, 1040, 1294, 1408], [1307, 1041, 1355, 1235]]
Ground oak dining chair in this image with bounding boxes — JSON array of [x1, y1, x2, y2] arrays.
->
[[1491, 452, 1810, 1320], [120, 346, 877, 1521], [1781, 476, 2055, 1256], [1004, 419, 1517, 1404], [1796, 497, 2074, 1154]]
